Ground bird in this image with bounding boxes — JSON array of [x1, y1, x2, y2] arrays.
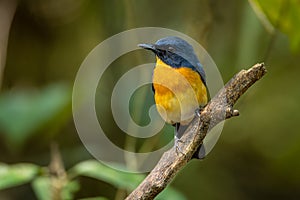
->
[[138, 36, 208, 159]]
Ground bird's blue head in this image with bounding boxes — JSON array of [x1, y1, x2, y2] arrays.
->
[[138, 36, 206, 84]]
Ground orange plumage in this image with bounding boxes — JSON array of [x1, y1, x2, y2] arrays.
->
[[153, 57, 207, 125]]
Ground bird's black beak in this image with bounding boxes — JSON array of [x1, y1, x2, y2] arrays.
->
[[138, 43, 156, 51]]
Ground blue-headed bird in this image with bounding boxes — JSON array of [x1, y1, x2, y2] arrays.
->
[[139, 36, 208, 159]]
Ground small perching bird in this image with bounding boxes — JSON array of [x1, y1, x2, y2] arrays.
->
[[139, 36, 208, 158]]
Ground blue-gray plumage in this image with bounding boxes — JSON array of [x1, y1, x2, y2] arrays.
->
[[138, 36, 206, 85]]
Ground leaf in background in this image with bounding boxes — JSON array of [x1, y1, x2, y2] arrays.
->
[[32, 177, 52, 200], [78, 197, 109, 200], [69, 160, 145, 190], [249, 0, 300, 51], [61, 180, 80, 200], [0, 83, 71, 147], [0, 163, 39, 190], [69, 160, 187, 199], [32, 177, 80, 200], [156, 186, 187, 200]]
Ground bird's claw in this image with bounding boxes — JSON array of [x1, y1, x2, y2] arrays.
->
[[195, 105, 205, 118], [175, 136, 185, 156], [195, 108, 201, 118]]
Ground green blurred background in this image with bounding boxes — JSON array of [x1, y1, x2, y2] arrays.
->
[[0, 0, 300, 199]]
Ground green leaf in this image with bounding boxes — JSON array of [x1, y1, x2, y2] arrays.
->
[[249, 0, 300, 51], [0, 163, 39, 190], [156, 186, 187, 200], [32, 177, 79, 200], [0, 83, 71, 147], [61, 180, 80, 200], [70, 160, 187, 199], [78, 197, 109, 200], [69, 160, 145, 190], [32, 177, 52, 200]]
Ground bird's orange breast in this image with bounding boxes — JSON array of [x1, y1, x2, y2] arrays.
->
[[153, 57, 207, 124]]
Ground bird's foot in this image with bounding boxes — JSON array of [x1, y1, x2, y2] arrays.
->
[[175, 136, 185, 156], [195, 105, 205, 118]]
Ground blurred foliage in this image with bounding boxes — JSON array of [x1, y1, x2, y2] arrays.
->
[[0, 83, 71, 149], [69, 160, 145, 191], [32, 176, 80, 200], [31, 177, 53, 200], [79, 198, 109, 200], [0, 163, 39, 190], [249, 0, 300, 51], [0, 0, 300, 199], [0, 160, 185, 200]]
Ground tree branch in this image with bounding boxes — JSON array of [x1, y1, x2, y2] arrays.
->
[[125, 63, 267, 200]]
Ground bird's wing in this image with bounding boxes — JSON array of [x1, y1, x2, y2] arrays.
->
[[195, 62, 207, 86]]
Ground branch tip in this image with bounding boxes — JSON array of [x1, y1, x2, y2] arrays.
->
[[233, 109, 239, 116], [225, 107, 239, 118]]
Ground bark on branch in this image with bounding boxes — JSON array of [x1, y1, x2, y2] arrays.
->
[[125, 63, 267, 200]]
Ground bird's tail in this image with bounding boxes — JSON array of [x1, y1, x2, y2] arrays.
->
[[175, 123, 206, 159]]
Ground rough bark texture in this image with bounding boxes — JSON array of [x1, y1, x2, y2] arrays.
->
[[126, 63, 267, 200]]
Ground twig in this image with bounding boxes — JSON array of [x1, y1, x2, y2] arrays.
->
[[49, 143, 67, 200], [125, 63, 267, 200]]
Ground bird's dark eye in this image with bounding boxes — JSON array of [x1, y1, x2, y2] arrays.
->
[[157, 50, 166, 58]]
